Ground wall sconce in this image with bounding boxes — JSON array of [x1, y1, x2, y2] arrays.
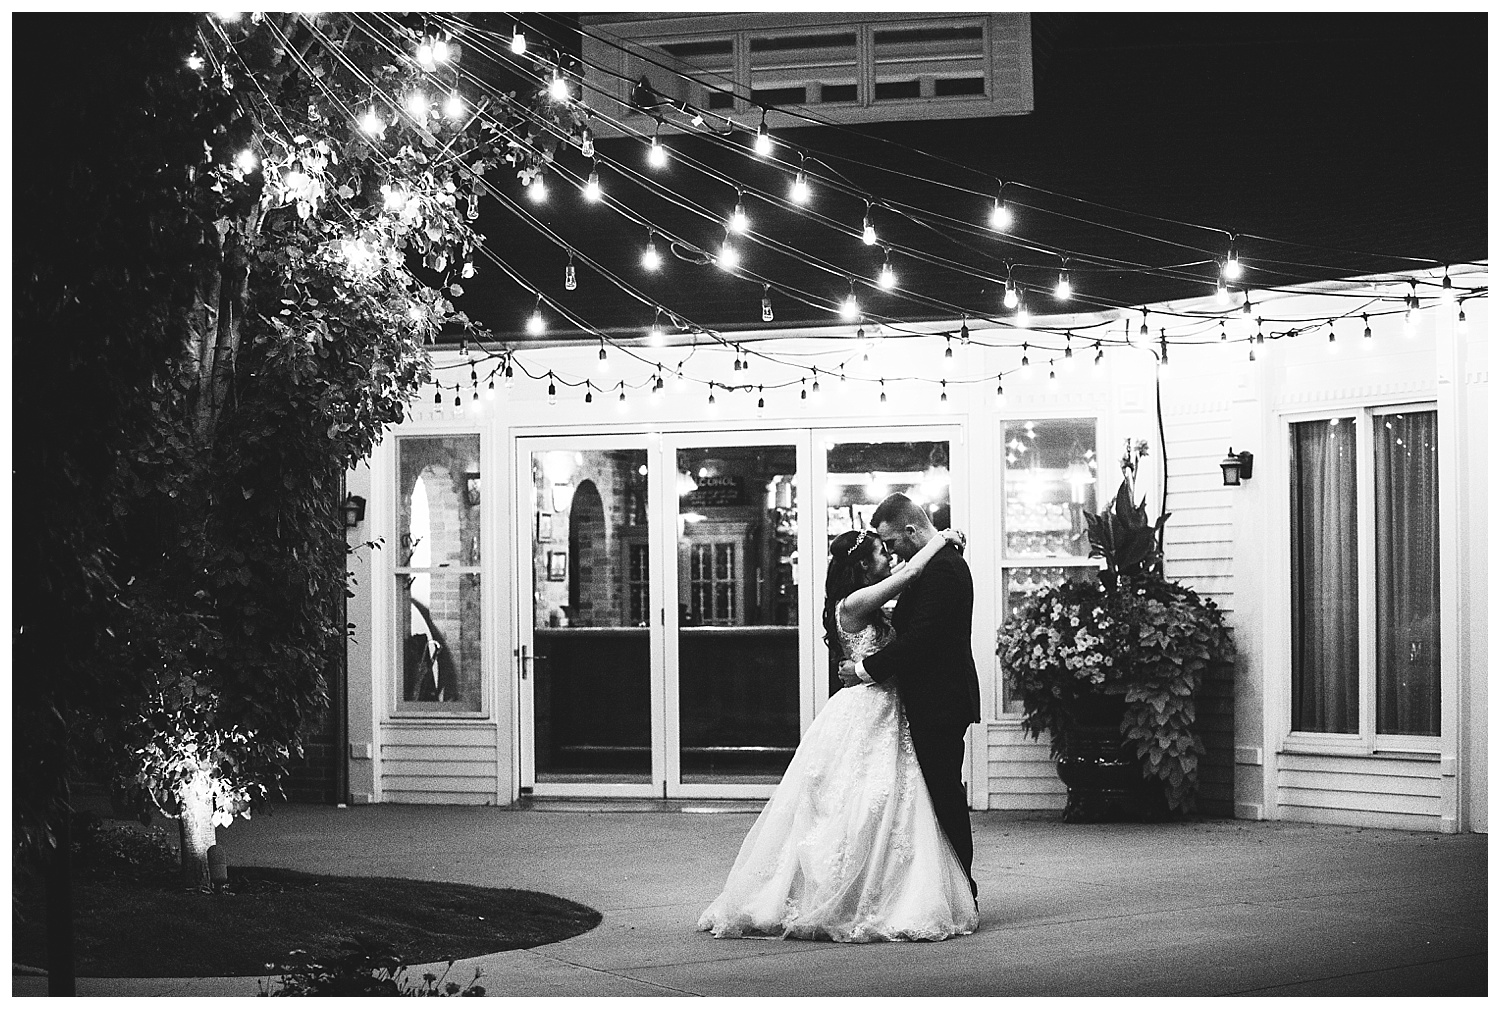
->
[[343, 494, 367, 527], [1220, 449, 1255, 486]]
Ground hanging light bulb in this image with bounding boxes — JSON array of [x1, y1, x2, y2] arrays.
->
[[405, 89, 428, 121], [1063, 332, 1075, 369], [729, 195, 749, 234], [1219, 320, 1228, 342], [584, 381, 594, 405], [617, 382, 628, 411], [839, 281, 859, 321], [453, 392, 463, 416], [1020, 342, 1032, 378], [879, 253, 896, 291], [642, 233, 661, 271], [1216, 276, 1229, 305], [706, 382, 717, 408], [800, 378, 809, 409], [485, 376, 496, 401], [754, 110, 772, 157], [526, 300, 545, 335], [360, 106, 386, 136], [838, 363, 847, 392], [648, 130, 667, 168], [811, 367, 822, 396], [235, 148, 258, 173], [547, 372, 557, 406], [1137, 310, 1150, 343], [1248, 345, 1257, 363], [674, 363, 687, 392], [1158, 331, 1170, 377], [597, 338, 609, 371], [511, 29, 527, 55], [527, 173, 548, 203], [186, 52, 205, 71], [717, 230, 740, 272], [1054, 264, 1072, 301], [878, 378, 888, 406], [432, 38, 451, 64], [564, 253, 576, 291], [548, 71, 569, 102], [1256, 319, 1265, 345], [432, 388, 443, 413], [648, 309, 664, 346], [994, 377, 1005, 407], [1003, 273, 1018, 310], [580, 126, 595, 159], [989, 188, 1013, 230], [790, 166, 810, 205], [756, 385, 766, 416], [1457, 302, 1468, 334], [504, 361, 515, 389], [1093, 340, 1104, 367], [1362, 313, 1373, 346], [416, 41, 435, 71], [1048, 360, 1059, 389], [944, 336, 954, 367], [1242, 295, 1254, 319], [1328, 327, 1339, 353], [444, 90, 465, 119], [761, 284, 774, 323], [1222, 238, 1242, 281], [1014, 290, 1030, 328], [584, 168, 602, 202], [862, 203, 877, 245], [1440, 267, 1454, 303], [652, 370, 665, 405], [1404, 306, 1418, 336]]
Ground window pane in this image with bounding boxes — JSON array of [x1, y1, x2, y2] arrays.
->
[[998, 565, 1099, 714], [397, 573, 482, 713], [825, 439, 951, 548], [531, 448, 651, 783], [677, 444, 800, 784], [398, 436, 481, 568], [1375, 411, 1440, 735], [1290, 418, 1359, 733], [1002, 419, 1097, 559]]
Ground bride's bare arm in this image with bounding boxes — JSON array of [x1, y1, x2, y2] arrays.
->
[[838, 528, 963, 629]]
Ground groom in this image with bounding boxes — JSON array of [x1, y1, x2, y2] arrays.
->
[[838, 492, 982, 901]]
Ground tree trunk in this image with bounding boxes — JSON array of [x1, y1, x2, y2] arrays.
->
[[177, 783, 217, 891]]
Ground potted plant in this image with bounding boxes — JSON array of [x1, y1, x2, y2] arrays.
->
[[997, 441, 1234, 820]]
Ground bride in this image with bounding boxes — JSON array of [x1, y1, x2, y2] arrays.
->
[[697, 526, 979, 943]]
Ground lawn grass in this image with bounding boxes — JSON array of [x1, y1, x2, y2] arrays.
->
[[12, 865, 602, 978]]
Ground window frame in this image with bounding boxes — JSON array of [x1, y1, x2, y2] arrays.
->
[[389, 430, 489, 720], [1278, 401, 1444, 756]]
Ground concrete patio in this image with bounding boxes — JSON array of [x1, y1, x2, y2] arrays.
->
[[12, 802, 1486, 997]]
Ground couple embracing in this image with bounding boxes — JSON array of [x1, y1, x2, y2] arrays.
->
[[698, 492, 982, 943]]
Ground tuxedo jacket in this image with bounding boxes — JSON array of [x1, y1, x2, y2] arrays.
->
[[863, 542, 982, 730]]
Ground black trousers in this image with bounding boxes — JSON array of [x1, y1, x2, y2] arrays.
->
[[907, 719, 976, 897]]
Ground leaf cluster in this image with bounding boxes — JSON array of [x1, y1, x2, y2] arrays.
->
[[261, 936, 485, 997]]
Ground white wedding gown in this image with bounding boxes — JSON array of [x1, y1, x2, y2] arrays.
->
[[697, 613, 979, 943]]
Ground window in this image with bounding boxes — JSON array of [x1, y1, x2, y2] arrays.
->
[[581, 14, 1033, 130], [687, 539, 741, 626], [625, 541, 651, 627], [395, 435, 483, 714], [1288, 407, 1440, 740], [997, 418, 1100, 715]]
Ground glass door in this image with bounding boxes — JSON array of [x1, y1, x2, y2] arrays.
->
[[663, 432, 814, 797], [517, 435, 659, 797]]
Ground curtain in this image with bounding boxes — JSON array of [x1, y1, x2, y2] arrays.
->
[[1290, 419, 1360, 733], [1375, 411, 1440, 735]]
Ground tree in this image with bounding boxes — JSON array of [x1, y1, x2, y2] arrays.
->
[[15, 12, 574, 892]]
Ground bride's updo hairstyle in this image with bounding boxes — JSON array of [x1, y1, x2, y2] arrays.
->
[[822, 528, 881, 690]]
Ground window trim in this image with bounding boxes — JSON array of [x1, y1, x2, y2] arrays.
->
[[1277, 401, 1444, 753], [388, 430, 491, 721]]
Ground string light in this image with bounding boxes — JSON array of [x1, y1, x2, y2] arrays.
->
[[597, 337, 609, 371], [444, 90, 464, 119], [944, 336, 954, 366], [1363, 312, 1373, 347], [652, 368, 665, 405], [1158, 330, 1170, 377], [1222, 237, 1242, 281], [583, 380, 594, 404], [431, 38, 452, 65], [1457, 302, 1468, 334], [648, 309, 664, 346], [878, 378, 887, 406], [648, 127, 667, 169], [862, 202, 877, 245], [1138, 310, 1149, 342], [547, 371, 557, 406], [1003, 271, 1018, 310], [1093, 340, 1104, 367], [1248, 345, 1256, 363], [235, 149, 258, 173], [1219, 320, 1228, 342], [753, 109, 772, 157], [405, 88, 428, 121], [504, 360, 515, 389], [486, 376, 496, 400], [548, 71, 569, 102], [526, 299, 545, 334], [839, 279, 859, 321], [359, 106, 386, 137], [580, 126, 594, 159], [510, 29, 527, 55], [1216, 275, 1229, 305], [617, 381, 628, 411], [800, 377, 809, 409], [989, 187, 1013, 230], [717, 229, 740, 271], [432, 388, 442, 413], [527, 173, 548, 203], [674, 362, 687, 392], [564, 250, 576, 290], [1242, 295, 1254, 319], [729, 193, 749, 234], [416, 41, 435, 71], [1020, 342, 1032, 378], [1063, 331, 1075, 369], [756, 385, 765, 416], [453, 391, 463, 416], [940, 379, 950, 409], [584, 168, 602, 202], [707, 382, 717, 408], [1441, 266, 1454, 302], [878, 251, 896, 290], [790, 161, 811, 205], [994, 376, 1005, 407], [811, 367, 821, 396], [186, 53, 205, 71], [1328, 325, 1339, 353], [1054, 263, 1072, 301], [761, 284, 774, 322], [1047, 360, 1058, 389], [641, 232, 661, 271], [1014, 290, 1030, 328]]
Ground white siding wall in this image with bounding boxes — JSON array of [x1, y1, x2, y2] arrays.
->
[[1276, 753, 1444, 831], [984, 727, 1065, 811], [379, 723, 500, 805]]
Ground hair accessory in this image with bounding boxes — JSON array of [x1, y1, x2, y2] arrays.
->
[[853, 527, 871, 550]]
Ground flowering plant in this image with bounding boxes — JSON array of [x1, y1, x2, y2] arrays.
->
[[998, 441, 1234, 812]]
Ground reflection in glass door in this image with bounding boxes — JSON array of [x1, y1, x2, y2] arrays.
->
[[524, 441, 654, 789], [672, 441, 804, 786]]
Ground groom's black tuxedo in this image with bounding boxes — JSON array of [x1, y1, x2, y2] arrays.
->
[[862, 541, 981, 893]]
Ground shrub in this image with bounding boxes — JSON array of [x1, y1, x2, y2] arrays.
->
[[260, 935, 486, 997]]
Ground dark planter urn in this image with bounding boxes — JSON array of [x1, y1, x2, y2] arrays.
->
[[1055, 694, 1169, 823]]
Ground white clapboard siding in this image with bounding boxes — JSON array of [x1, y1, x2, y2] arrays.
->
[[1160, 404, 1235, 617], [985, 723, 1065, 810], [380, 721, 499, 805], [1276, 752, 1443, 830]]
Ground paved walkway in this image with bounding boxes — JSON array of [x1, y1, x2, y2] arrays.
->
[[12, 803, 1487, 997]]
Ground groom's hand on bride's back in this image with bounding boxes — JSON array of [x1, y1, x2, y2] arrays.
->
[[837, 660, 862, 687]]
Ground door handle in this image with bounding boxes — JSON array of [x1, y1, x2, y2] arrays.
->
[[519, 644, 531, 680]]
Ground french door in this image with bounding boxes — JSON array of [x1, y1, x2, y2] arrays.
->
[[516, 425, 958, 799]]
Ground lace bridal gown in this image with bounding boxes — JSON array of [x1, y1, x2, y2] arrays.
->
[[697, 612, 979, 943]]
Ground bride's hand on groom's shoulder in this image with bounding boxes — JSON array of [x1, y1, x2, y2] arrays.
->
[[944, 528, 967, 553]]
